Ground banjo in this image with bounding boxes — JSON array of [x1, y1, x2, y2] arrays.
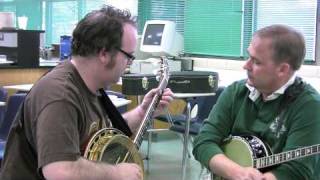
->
[[83, 57, 169, 179], [212, 135, 320, 180]]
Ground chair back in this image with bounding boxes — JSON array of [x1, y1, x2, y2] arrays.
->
[[105, 90, 127, 114], [0, 87, 7, 102], [195, 86, 224, 122], [0, 93, 26, 140], [169, 87, 225, 135], [0, 87, 8, 125], [183, 87, 224, 123]]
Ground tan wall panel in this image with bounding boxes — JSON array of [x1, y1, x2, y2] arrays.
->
[[0, 68, 49, 86]]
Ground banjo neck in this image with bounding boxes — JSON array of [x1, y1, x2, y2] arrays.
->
[[133, 57, 169, 149], [212, 135, 320, 180], [254, 143, 320, 169]]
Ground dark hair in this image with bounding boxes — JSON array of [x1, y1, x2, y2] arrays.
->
[[254, 24, 305, 70], [71, 5, 136, 57]]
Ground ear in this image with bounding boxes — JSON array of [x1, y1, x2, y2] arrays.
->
[[277, 62, 291, 77], [98, 49, 111, 65]]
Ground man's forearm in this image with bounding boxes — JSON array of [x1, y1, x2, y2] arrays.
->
[[209, 154, 244, 179], [122, 105, 145, 133], [43, 157, 119, 180], [209, 154, 277, 180]]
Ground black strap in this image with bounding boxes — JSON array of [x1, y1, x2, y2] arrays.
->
[[98, 89, 132, 137], [278, 77, 304, 114], [275, 77, 305, 134]]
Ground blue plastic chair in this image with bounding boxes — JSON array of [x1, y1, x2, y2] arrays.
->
[[0, 87, 7, 102], [105, 90, 128, 114], [169, 87, 225, 139], [153, 87, 224, 137], [146, 87, 224, 173], [0, 87, 8, 126], [169, 87, 225, 179], [0, 93, 27, 163]]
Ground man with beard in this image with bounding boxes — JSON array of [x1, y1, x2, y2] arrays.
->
[[1, 5, 173, 180]]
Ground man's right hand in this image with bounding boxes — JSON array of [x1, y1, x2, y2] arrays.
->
[[229, 166, 265, 180], [114, 163, 143, 180], [209, 154, 266, 180]]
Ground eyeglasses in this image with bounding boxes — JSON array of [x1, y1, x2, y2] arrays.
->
[[117, 48, 135, 63]]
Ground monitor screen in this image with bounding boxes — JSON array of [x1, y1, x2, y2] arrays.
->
[[142, 24, 165, 46]]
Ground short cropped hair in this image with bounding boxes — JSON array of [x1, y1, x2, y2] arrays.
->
[[71, 5, 136, 57], [254, 24, 305, 70]]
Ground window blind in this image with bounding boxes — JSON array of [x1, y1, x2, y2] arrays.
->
[[43, 0, 107, 45], [138, 0, 251, 57], [83, 0, 106, 15], [256, 0, 317, 61], [138, 0, 185, 35], [184, 0, 243, 57], [48, 0, 78, 44], [242, 0, 255, 58]]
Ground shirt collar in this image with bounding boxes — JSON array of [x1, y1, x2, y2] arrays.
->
[[246, 73, 297, 102]]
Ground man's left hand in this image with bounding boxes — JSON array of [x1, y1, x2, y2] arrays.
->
[[139, 88, 174, 117]]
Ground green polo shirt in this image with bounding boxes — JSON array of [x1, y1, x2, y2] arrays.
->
[[193, 79, 320, 180]]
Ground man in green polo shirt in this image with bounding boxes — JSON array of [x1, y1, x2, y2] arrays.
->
[[193, 24, 320, 180]]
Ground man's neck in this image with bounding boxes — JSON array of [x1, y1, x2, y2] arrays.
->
[[71, 56, 101, 94], [261, 73, 296, 100]]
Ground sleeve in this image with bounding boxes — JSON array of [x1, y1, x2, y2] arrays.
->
[[271, 99, 320, 180], [35, 101, 81, 169], [192, 84, 237, 169]]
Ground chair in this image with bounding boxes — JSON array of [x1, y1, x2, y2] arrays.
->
[[151, 87, 224, 144], [0, 93, 27, 163], [145, 87, 224, 175], [0, 87, 8, 101], [170, 87, 225, 136], [0, 87, 8, 125], [155, 97, 200, 127], [169, 87, 224, 180], [105, 90, 127, 114]]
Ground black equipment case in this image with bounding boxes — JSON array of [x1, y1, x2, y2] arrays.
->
[[121, 71, 219, 95]]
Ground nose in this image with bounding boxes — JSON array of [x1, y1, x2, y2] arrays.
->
[[243, 58, 252, 71]]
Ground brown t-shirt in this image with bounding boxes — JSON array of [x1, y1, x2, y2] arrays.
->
[[0, 61, 111, 179]]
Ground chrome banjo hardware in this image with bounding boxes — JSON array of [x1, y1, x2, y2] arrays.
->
[[208, 75, 215, 88], [142, 77, 149, 90]]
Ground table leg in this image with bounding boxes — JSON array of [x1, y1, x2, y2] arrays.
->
[[182, 102, 191, 180]]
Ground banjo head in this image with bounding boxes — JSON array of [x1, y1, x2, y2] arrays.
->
[[84, 128, 144, 172], [222, 136, 255, 167]]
